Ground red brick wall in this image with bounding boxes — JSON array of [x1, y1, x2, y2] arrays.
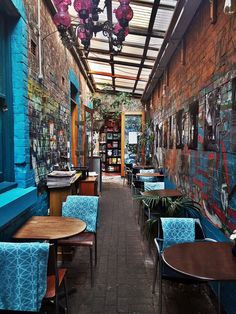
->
[[151, 0, 236, 233]]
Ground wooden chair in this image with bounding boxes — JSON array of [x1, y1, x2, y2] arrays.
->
[[58, 195, 99, 287]]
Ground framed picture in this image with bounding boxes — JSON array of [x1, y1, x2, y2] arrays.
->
[[204, 88, 221, 151], [188, 101, 199, 150]]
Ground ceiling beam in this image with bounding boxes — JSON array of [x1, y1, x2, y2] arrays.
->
[[88, 48, 156, 61], [113, 0, 175, 10], [129, 27, 165, 39], [85, 56, 153, 69], [105, 0, 116, 91], [91, 37, 160, 52], [96, 88, 141, 98], [132, 0, 161, 95], [88, 71, 148, 82]]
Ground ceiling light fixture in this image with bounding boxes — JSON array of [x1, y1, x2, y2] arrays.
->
[[52, 0, 133, 53]]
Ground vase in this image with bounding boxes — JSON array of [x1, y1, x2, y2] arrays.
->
[[232, 243, 236, 257]]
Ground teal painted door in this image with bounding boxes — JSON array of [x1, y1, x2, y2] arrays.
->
[[0, 16, 5, 181]]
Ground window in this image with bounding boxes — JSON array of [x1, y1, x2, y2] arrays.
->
[[0, 13, 14, 182]]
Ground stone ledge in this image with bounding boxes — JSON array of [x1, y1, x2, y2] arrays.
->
[[0, 187, 37, 228]]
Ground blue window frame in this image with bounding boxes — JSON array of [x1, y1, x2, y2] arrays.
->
[[0, 13, 14, 183]]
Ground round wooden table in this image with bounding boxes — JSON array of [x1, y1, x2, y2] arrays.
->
[[162, 241, 236, 281], [142, 189, 182, 198], [13, 216, 86, 241], [162, 242, 236, 314]]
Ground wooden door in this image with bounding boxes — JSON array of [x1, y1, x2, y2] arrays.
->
[[121, 111, 145, 177], [71, 99, 78, 167]]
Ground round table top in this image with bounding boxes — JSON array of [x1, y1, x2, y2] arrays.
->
[[142, 189, 182, 197], [162, 242, 236, 281], [136, 173, 164, 177], [13, 216, 86, 241]]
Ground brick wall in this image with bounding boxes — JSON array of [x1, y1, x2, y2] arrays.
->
[[23, 0, 82, 213], [151, 0, 236, 234]]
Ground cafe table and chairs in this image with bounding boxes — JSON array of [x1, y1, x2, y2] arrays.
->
[[162, 241, 236, 314], [12, 215, 86, 255]]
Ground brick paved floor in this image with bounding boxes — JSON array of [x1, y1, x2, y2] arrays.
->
[[65, 178, 218, 314]]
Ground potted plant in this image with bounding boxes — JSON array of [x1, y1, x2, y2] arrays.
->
[[90, 86, 134, 130], [134, 192, 202, 245]]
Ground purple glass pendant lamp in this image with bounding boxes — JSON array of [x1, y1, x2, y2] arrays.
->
[[52, 0, 134, 53]]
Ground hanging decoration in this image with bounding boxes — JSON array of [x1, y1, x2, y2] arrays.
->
[[52, 0, 133, 53]]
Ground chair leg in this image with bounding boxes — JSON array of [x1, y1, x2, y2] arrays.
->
[[159, 262, 163, 314], [218, 282, 221, 314], [95, 234, 97, 266], [63, 277, 69, 314], [152, 251, 158, 294], [89, 247, 94, 287]]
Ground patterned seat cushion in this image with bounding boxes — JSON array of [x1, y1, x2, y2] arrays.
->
[[0, 242, 49, 312], [139, 169, 155, 182], [161, 218, 195, 250], [144, 182, 165, 191], [63, 196, 99, 233]]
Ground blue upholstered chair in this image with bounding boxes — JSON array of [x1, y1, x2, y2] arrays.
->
[[58, 195, 99, 286], [139, 168, 155, 182], [0, 242, 68, 314], [152, 218, 216, 313], [0, 242, 49, 313]]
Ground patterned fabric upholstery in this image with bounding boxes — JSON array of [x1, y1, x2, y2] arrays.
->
[[63, 196, 99, 233], [0, 242, 49, 312], [139, 169, 155, 182], [161, 218, 195, 250], [144, 182, 165, 191]]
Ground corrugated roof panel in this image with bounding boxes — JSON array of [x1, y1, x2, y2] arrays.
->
[[115, 79, 135, 87], [90, 39, 109, 50], [114, 66, 139, 76], [136, 81, 147, 90], [88, 61, 111, 73], [147, 49, 159, 58], [154, 8, 175, 31], [125, 34, 146, 45], [129, 4, 152, 29], [114, 56, 142, 64], [92, 75, 112, 83], [149, 37, 164, 49], [116, 87, 134, 93], [121, 45, 144, 55]]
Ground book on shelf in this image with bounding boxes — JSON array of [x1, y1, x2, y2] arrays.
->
[[113, 141, 118, 148], [107, 149, 112, 156]]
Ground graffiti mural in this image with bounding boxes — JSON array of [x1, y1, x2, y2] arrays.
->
[[28, 79, 70, 190], [158, 74, 236, 233]]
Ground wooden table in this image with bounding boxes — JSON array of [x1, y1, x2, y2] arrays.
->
[[79, 176, 98, 196], [142, 188, 182, 197], [136, 173, 164, 178], [162, 242, 236, 313], [13, 216, 86, 241], [48, 173, 81, 216]]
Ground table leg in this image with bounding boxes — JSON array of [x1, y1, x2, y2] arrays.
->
[[218, 282, 221, 314]]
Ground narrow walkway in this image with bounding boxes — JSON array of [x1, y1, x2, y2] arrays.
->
[[67, 177, 218, 314]]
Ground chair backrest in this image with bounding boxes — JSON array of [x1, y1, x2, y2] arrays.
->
[[139, 169, 155, 182], [164, 177, 176, 189], [0, 242, 49, 312], [144, 181, 165, 191], [159, 218, 197, 250], [63, 195, 99, 233]]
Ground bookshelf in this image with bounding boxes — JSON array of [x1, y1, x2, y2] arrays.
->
[[99, 117, 121, 173]]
